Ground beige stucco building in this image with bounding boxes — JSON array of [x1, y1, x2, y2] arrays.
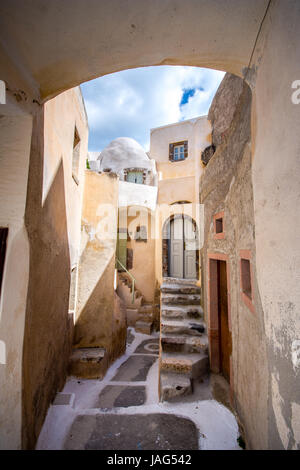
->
[[0, 0, 299, 451]]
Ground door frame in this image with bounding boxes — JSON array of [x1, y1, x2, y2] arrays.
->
[[207, 253, 233, 397], [162, 214, 199, 279]]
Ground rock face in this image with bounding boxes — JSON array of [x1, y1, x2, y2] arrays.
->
[[159, 278, 208, 401], [201, 73, 245, 166], [200, 73, 270, 449], [208, 73, 244, 147]]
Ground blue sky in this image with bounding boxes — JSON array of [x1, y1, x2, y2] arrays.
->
[[81, 66, 225, 154]]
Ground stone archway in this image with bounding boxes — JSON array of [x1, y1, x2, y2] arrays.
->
[[162, 214, 199, 279], [0, 0, 299, 451]]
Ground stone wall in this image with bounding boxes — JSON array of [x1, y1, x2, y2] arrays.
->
[[200, 74, 268, 449], [22, 88, 88, 450]]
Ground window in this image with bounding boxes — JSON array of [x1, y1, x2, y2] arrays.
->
[[126, 170, 144, 184], [241, 259, 251, 299], [240, 250, 255, 313], [72, 126, 81, 184], [173, 144, 185, 160], [215, 217, 223, 234], [124, 168, 146, 184], [169, 141, 188, 161], [213, 211, 225, 239], [134, 225, 147, 242]]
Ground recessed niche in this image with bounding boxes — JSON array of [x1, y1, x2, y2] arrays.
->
[[215, 217, 223, 234], [241, 258, 252, 299]]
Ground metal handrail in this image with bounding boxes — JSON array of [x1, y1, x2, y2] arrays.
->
[[116, 258, 136, 304]]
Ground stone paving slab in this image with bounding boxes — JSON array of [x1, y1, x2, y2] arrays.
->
[[65, 414, 199, 450], [111, 355, 157, 382], [95, 385, 146, 408], [134, 338, 159, 355]]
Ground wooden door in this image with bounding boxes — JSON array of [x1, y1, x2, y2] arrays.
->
[[218, 260, 231, 381], [183, 217, 197, 279], [169, 217, 184, 278]]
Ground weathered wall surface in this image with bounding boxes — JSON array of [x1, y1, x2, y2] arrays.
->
[[22, 88, 88, 450], [75, 171, 126, 364], [0, 113, 32, 449], [200, 74, 268, 449], [249, 0, 300, 449]]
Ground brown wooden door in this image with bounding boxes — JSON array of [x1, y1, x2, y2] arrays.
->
[[218, 260, 232, 381]]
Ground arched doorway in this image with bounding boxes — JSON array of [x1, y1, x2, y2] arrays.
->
[[163, 215, 199, 279]]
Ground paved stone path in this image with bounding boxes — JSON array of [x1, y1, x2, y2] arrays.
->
[[36, 328, 242, 450]]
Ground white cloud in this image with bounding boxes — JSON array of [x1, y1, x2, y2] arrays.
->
[[81, 66, 225, 152]]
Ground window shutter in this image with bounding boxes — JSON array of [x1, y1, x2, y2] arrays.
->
[[184, 140, 188, 159], [169, 143, 174, 161]]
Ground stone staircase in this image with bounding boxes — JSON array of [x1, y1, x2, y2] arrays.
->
[[117, 272, 155, 334], [159, 278, 209, 401]]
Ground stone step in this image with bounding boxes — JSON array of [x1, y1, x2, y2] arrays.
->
[[161, 283, 201, 295], [161, 293, 201, 306], [160, 351, 208, 379], [139, 304, 153, 313], [163, 277, 198, 285], [68, 347, 107, 379], [138, 313, 153, 323], [135, 320, 153, 335], [161, 319, 205, 336], [161, 334, 208, 354], [161, 304, 204, 320], [160, 372, 192, 401]]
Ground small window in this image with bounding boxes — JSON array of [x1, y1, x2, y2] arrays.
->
[[126, 170, 144, 184], [72, 126, 81, 184], [241, 259, 251, 299], [213, 211, 224, 239], [169, 141, 188, 161], [240, 250, 255, 313], [173, 144, 185, 161], [215, 217, 223, 234], [134, 225, 147, 242]]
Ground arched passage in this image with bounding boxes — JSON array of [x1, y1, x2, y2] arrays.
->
[[0, 0, 299, 452], [0, 1, 270, 103]]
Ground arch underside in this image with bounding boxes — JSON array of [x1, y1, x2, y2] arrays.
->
[[0, 0, 270, 102]]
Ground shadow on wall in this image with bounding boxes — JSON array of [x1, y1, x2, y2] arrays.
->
[[22, 108, 72, 449], [74, 244, 127, 367]]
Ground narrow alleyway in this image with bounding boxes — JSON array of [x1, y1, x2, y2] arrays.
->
[[36, 328, 241, 450]]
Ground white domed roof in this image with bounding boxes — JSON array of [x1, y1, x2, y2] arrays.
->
[[99, 137, 151, 174]]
